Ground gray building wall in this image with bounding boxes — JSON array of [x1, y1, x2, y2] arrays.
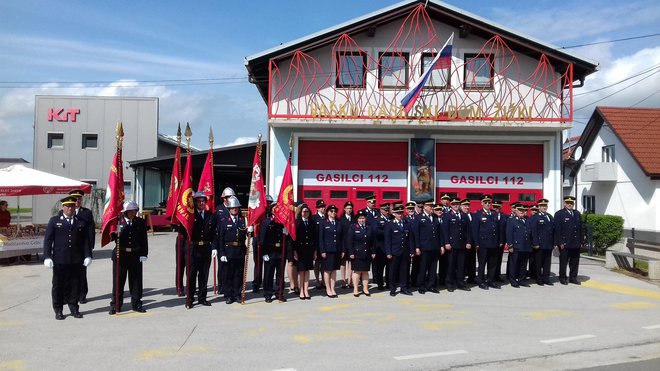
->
[[33, 96, 159, 224]]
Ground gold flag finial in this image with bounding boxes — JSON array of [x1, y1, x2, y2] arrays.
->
[[184, 122, 192, 151], [116, 122, 124, 139], [208, 127, 214, 147], [176, 123, 182, 143]]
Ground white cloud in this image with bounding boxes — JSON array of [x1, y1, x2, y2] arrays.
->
[[222, 136, 259, 147]]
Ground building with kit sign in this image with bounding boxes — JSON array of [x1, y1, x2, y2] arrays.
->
[[245, 0, 598, 213], [32, 95, 185, 223]]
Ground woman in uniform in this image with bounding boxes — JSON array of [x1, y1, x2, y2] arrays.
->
[[318, 204, 342, 298], [294, 204, 315, 300], [339, 201, 355, 289], [347, 210, 374, 297]]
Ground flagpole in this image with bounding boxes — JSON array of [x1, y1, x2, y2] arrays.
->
[[114, 122, 124, 315], [242, 133, 262, 305], [174, 124, 183, 296], [184, 123, 193, 309], [278, 134, 293, 303], [208, 127, 218, 296]]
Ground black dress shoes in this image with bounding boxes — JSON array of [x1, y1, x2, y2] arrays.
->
[[545, 281, 554, 286], [265, 297, 273, 303], [225, 298, 235, 304], [519, 282, 530, 287], [569, 279, 581, 285], [71, 311, 83, 319], [279, 297, 289, 302], [487, 282, 501, 289], [418, 289, 426, 294], [458, 286, 471, 291], [401, 289, 413, 296], [362, 291, 371, 297], [133, 305, 147, 312], [560, 279, 568, 285], [479, 283, 489, 290], [390, 291, 397, 297], [55, 312, 65, 320], [447, 287, 455, 292], [429, 288, 440, 294], [109, 308, 117, 315], [198, 301, 211, 307], [510, 282, 520, 288], [79, 297, 88, 304]]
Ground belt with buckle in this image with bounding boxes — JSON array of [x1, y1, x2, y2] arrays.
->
[[192, 241, 209, 246], [269, 243, 281, 248], [123, 247, 133, 252], [225, 242, 242, 247]]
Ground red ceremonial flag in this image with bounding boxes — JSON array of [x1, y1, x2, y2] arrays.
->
[[197, 148, 215, 213], [165, 145, 181, 221], [272, 158, 296, 241], [101, 151, 124, 247], [175, 152, 195, 239], [247, 141, 266, 226]]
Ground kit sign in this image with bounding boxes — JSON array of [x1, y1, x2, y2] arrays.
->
[[437, 172, 543, 189], [299, 170, 407, 187], [48, 108, 80, 122]]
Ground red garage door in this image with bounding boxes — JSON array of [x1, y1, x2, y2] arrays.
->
[[436, 143, 544, 213], [298, 140, 408, 212]]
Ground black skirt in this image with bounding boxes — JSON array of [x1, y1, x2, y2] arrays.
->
[[352, 256, 371, 272], [296, 248, 315, 271], [321, 252, 341, 271]]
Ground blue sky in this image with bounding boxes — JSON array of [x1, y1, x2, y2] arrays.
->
[[1, 0, 659, 161]]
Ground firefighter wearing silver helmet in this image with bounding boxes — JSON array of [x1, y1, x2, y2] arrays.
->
[[214, 195, 247, 304], [214, 187, 236, 294]]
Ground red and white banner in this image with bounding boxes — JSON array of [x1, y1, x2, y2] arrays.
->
[[437, 171, 543, 189], [299, 170, 407, 187]]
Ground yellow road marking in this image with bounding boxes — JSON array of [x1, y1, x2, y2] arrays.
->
[[0, 320, 21, 328], [524, 309, 573, 320], [318, 303, 353, 311], [582, 280, 660, 300], [422, 320, 469, 331], [136, 345, 206, 361], [0, 360, 26, 370], [611, 301, 657, 310], [292, 329, 363, 344]]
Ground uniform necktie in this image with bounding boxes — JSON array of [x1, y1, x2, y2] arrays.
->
[[304, 220, 308, 227], [457, 212, 461, 221], [331, 220, 335, 226], [68, 217, 73, 225], [398, 222, 403, 228], [200, 211, 204, 219], [232, 216, 236, 223]]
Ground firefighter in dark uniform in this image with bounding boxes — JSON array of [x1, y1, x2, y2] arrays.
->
[[527, 204, 539, 280], [43, 196, 92, 320], [311, 199, 326, 289], [433, 204, 448, 287], [440, 193, 452, 213], [384, 205, 414, 296], [492, 200, 508, 282], [555, 196, 583, 285], [530, 198, 556, 285], [259, 206, 287, 302], [443, 198, 472, 292], [109, 201, 148, 314], [360, 195, 378, 221], [414, 200, 442, 294], [213, 187, 235, 295], [347, 210, 374, 296], [68, 189, 95, 304], [372, 203, 390, 290], [318, 204, 342, 298], [507, 204, 532, 287], [216, 196, 247, 304], [180, 192, 216, 308], [339, 201, 355, 289], [460, 199, 477, 284], [471, 195, 500, 289], [249, 194, 273, 293], [405, 201, 420, 287]]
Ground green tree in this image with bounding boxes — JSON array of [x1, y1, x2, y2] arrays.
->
[[583, 214, 624, 254]]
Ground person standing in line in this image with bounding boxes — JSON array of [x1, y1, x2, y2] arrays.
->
[[311, 199, 326, 290], [471, 195, 500, 290], [43, 196, 92, 320], [414, 200, 442, 294], [259, 205, 287, 303], [443, 198, 472, 292], [507, 204, 532, 287], [492, 200, 508, 282], [339, 201, 355, 289], [529, 199, 556, 285], [183, 192, 216, 308], [371, 203, 390, 290], [434, 204, 447, 288], [555, 196, 583, 285], [109, 201, 148, 314], [318, 204, 342, 298], [294, 204, 315, 300], [384, 205, 414, 296], [215, 196, 247, 304], [347, 210, 374, 297]]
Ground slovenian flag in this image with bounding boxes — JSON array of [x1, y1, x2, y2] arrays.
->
[[401, 33, 454, 114]]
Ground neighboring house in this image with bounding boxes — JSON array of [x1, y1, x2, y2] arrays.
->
[[574, 107, 660, 241]]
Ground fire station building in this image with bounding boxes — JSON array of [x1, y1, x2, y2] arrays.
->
[[245, 0, 598, 213]]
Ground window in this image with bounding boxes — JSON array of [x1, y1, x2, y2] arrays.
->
[[421, 52, 450, 89], [518, 193, 536, 202], [493, 193, 510, 202], [378, 52, 409, 88], [466, 193, 482, 200], [47, 133, 64, 149], [336, 51, 367, 88], [330, 190, 348, 199], [82, 134, 98, 149], [382, 191, 400, 200], [356, 191, 374, 199], [464, 54, 494, 89], [303, 190, 322, 199], [583, 195, 595, 213], [602, 145, 615, 162]]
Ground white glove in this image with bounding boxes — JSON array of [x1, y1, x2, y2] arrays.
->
[[211, 249, 218, 258], [220, 256, 227, 263], [248, 225, 254, 233], [83, 257, 92, 267], [282, 227, 288, 236], [263, 254, 270, 262], [44, 258, 54, 269], [139, 256, 148, 263]]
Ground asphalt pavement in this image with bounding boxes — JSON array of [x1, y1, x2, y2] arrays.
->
[[1, 231, 659, 370]]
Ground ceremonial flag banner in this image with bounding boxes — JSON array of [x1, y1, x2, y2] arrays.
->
[[198, 149, 215, 213], [401, 33, 454, 114], [175, 152, 195, 239], [272, 158, 296, 241], [165, 145, 181, 221], [247, 143, 266, 226], [101, 151, 124, 247]]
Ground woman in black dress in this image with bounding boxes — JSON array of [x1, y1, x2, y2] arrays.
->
[[347, 210, 374, 297], [294, 204, 315, 300], [318, 204, 342, 298]]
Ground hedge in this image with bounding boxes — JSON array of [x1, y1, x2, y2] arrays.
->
[[583, 213, 624, 254]]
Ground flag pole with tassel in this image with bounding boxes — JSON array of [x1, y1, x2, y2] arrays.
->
[[208, 127, 218, 296], [173, 124, 183, 297], [114, 122, 124, 315], [242, 133, 262, 304], [184, 123, 193, 308], [278, 134, 293, 303]]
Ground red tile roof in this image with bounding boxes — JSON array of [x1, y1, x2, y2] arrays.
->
[[598, 107, 660, 176]]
